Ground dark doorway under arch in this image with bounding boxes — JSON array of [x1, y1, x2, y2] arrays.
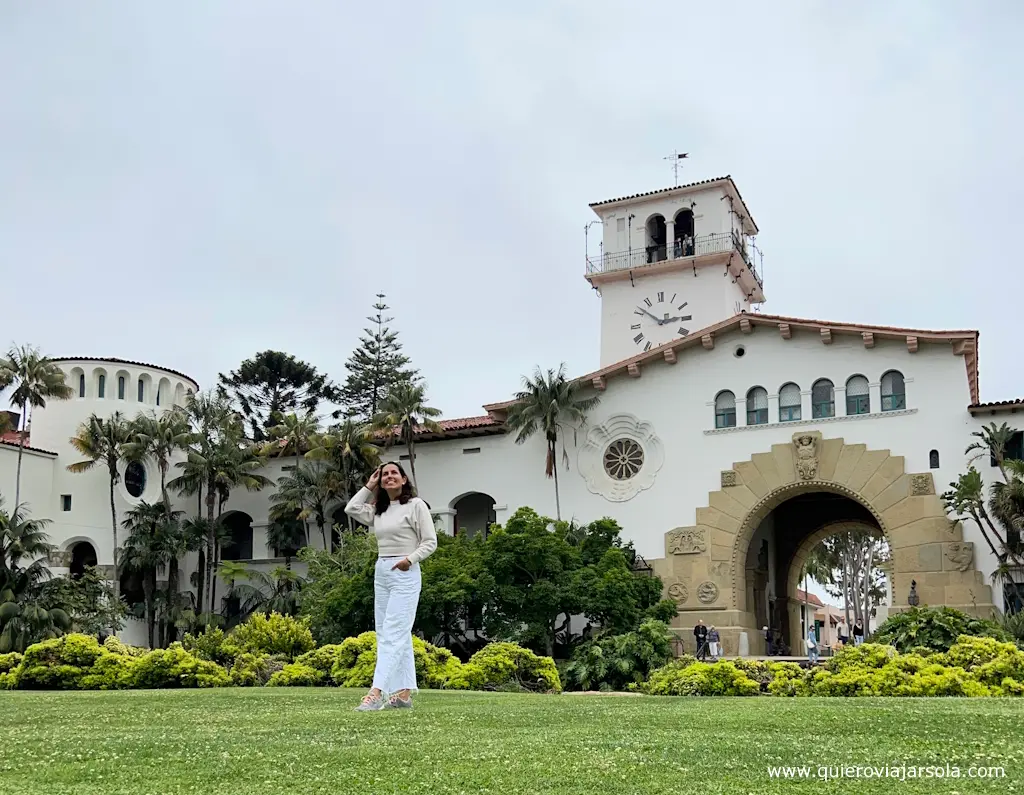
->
[[220, 512, 254, 561], [69, 541, 98, 579], [452, 492, 496, 540], [744, 491, 886, 655]]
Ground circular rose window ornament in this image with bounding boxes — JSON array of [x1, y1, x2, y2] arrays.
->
[[603, 439, 645, 481]]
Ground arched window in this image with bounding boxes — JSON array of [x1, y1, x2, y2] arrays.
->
[[929, 449, 940, 469], [137, 378, 145, 402], [118, 376, 126, 400], [779, 383, 801, 422], [881, 370, 906, 411], [846, 375, 869, 415], [812, 379, 835, 419], [78, 373, 85, 398], [746, 387, 768, 425], [97, 374, 106, 399], [714, 390, 736, 429]]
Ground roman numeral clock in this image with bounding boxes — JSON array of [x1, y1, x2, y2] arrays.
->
[[630, 292, 692, 352]]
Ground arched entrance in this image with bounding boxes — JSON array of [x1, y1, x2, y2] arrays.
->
[[220, 511, 254, 561], [451, 492, 496, 540], [652, 431, 995, 656], [69, 540, 98, 579]]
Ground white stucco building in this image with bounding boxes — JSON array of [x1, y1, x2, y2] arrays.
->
[[3, 175, 1021, 653]]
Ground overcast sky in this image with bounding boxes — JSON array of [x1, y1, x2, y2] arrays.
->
[[2, 1, 1022, 420]]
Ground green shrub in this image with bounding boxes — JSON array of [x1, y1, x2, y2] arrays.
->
[[0, 652, 22, 674], [644, 660, 759, 696], [80, 651, 138, 690], [766, 662, 811, 696], [181, 627, 240, 665], [130, 643, 231, 688], [295, 644, 346, 677], [564, 620, 674, 692], [448, 642, 561, 693], [413, 637, 465, 689], [826, 642, 898, 672], [943, 635, 1024, 688], [328, 633, 377, 688], [230, 613, 315, 660], [228, 653, 287, 687], [102, 636, 146, 658], [0, 672, 14, 690], [871, 606, 1011, 653], [14, 634, 104, 689], [267, 663, 325, 687], [731, 658, 774, 691]]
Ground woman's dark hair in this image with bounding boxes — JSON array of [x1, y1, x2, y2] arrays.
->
[[374, 461, 416, 515]]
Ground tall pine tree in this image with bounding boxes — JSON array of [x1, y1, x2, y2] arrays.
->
[[339, 294, 419, 421]]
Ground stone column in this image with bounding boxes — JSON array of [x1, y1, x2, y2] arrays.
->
[[735, 397, 748, 427], [768, 392, 780, 424], [252, 522, 271, 557], [870, 381, 882, 413], [834, 384, 847, 417], [434, 509, 456, 537], [801, 389, 813, 421], [666, 218, 676, 258]]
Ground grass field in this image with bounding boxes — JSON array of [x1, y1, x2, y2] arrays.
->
[[1, 689, 1022, 794]]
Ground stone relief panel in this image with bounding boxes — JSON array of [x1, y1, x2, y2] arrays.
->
[[697, 581, 720, 604], [944, 542, 974, 572], [667, 582, 689, 605], [577, 413, 665, 502], [720, 470, 737, 488], [792, 431, 822, 481], [667, 527, 708, 556], [910, 473, 934, 496]]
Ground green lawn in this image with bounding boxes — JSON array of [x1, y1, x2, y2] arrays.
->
[[1, 690, 1022, 794]]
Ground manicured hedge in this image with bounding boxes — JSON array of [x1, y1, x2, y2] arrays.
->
[[0, 613, 562, 694], [638, 636, 1024, 697]]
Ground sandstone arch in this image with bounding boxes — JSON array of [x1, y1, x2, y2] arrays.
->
[[651, 432, 994, 655]]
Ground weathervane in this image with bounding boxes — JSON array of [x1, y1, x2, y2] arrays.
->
[[663, 150, 689, 186]]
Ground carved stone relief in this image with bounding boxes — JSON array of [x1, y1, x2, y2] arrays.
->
[[709, 561, 730, 578], [792, 431, 822, 481], [910, 473, 934, 496], [577, 413, 666, 502], [945, 542, 974, 572], [720, 470, 737, 488], [667, 528, 707, 555], [697, 581, 720, 604], [667, 582, 689, 605]]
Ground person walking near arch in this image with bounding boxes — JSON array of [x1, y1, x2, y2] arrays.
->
[[346, 462, 437, 711]]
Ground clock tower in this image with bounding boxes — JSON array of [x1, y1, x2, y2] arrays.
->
[[585, 175, 764, 367]]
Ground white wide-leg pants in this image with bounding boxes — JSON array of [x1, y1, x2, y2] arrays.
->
[[372, 556, 421, 695]]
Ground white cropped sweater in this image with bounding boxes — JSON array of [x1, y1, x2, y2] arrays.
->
[[344, 487, 438, 564]]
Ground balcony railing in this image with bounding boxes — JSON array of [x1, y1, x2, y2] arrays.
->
[[586, 230, 762, 288]]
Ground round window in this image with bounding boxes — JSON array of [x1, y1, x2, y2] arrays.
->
[[124, 461, 147, 498], [603, 439, 645, 481]]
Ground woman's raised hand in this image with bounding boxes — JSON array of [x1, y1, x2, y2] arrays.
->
[[366, 468, 381, 491]]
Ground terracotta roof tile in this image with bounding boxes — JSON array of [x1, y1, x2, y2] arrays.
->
[[53, 357, 199, 388], [969, 398, 1024, 413], [796, 589, 825, 607], [0, 439, 58, 457]]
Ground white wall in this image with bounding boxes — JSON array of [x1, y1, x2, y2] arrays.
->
[[0, 445, 56, 517], [597, 265, 752, 366], [597, 185, 735, 256], [410, 326, 999, 596]]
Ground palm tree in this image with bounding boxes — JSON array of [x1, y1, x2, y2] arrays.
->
[[121, 501, 180, 648], [504, 364, 600, 520], [67, 412, 133, 600], [0, 345, 75, 506], [966, 422, 1018, 480], [231, 565, 303, 619], [263, 411, 321, 461], [269, 461, 338, 550], [0, 500, 70, 653], [307, 421, 379, 532], [372, 381, 442, 489], [124, 409, 195, 513], [943, 468, 1006, 564]]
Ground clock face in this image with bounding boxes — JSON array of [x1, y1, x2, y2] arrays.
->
[[630, 291, 693, 352]]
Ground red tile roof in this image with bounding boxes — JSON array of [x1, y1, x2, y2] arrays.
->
[[969, 398, 1024, 414], [483, 312, 981, 413], [589, 175, 759, 234], [795, 589, 825, 607], [52, 357, 199, 388], [0, 439, 58, 457]]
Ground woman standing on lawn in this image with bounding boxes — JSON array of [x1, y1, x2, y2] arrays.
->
[[345, 461, 438, 711]]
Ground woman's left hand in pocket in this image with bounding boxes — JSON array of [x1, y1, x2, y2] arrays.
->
[[391, 558, 412, 571]]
